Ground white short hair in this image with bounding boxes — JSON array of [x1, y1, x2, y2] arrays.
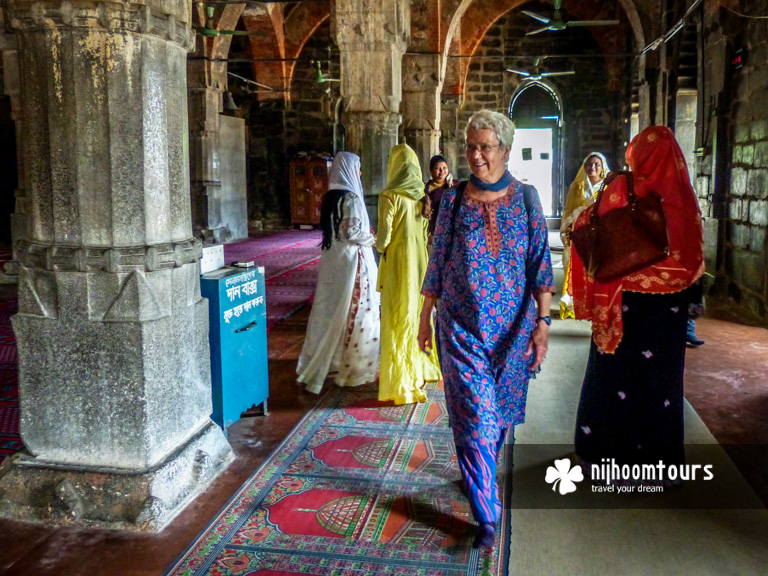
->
[[465, 110, 516, 152]]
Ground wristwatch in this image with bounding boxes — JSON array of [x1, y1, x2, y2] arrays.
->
[[537, 316, 551, 326]]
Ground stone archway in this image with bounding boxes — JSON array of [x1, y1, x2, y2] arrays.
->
[[509, 80, 564, 216]]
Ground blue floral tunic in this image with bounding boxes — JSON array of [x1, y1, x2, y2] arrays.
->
[[422, 179, 555, 448]]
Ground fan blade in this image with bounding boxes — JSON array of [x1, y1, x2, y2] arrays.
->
[[521, 10, 550, 24], [566, 20, 620, 27], [506, 69, 531, 77], [193, 27, 219, 37], [541, 71, 576, 77], [526, 25, 553, 36], [219, 30, 261, 35]]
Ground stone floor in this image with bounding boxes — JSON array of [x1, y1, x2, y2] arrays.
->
[[0, 288, 766, 574]]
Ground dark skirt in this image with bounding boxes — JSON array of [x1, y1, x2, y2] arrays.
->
[[574, 290, 689, 468]]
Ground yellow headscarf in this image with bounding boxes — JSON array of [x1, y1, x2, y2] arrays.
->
[[380, 144, 425, 201], [561, 152, 609, 233]]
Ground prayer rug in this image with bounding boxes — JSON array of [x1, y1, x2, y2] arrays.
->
[[0, 300, 23, 462], [264, 260, 320, 330], [165, 382, 511, 576], [224, 231, 322, 280]]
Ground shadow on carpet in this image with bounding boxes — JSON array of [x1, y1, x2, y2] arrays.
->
[[165, 382, 511, 576]]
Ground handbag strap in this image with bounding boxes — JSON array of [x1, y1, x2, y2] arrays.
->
[[588, 170, 635, 225]]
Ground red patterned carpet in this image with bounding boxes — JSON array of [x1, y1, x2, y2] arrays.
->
[[0, 300, 21, 461], [224, 230, 322, 329], [164, 382, 512, 576]]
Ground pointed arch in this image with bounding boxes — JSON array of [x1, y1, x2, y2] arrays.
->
[[284, 0, 332, 103]]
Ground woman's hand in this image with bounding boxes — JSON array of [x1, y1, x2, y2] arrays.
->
[[418, 295, 438, 354], [525, 291, 552, 372], [524, 321, 549, 371]]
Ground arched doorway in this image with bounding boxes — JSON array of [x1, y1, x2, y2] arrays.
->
[[509, 80, 563, 218]]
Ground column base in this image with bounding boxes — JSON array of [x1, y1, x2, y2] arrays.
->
[[0, 260, 19, 284], [0, 420, 233, 532]]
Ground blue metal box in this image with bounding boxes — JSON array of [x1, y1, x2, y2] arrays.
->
[[201, 266, 269, 430]]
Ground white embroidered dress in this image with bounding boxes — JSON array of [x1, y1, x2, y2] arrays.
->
[[297, 152, 380, 394]]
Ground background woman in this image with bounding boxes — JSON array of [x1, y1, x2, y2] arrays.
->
[[424, 154, 454, 243], [297, 152, 380, 394], [418, 110, 554, 548], [559, 152, 609, 319], [377, 144, 442, 405], [571, 126, 704, 476]]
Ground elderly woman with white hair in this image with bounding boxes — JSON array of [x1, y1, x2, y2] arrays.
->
[[418, 110, 555, 548]]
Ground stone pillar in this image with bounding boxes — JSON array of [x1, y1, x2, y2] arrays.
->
[[0, 0, 233, 531], [188, 82, 226, 243], [333, 0, 409, 228], [344, 111, 401, 222], [402, 54, 441, 177], [440, 96, 462, 179]]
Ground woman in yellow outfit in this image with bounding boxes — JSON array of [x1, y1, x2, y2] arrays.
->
[[559, 152, 609, 319], [376, 144, 442, 404]]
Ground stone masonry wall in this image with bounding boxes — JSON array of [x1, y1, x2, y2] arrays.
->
[[696, 4, 768, 324]]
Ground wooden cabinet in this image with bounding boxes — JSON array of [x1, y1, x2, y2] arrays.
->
[[289, 156, 332, 225]]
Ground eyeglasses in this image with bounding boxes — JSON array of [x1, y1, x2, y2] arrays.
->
[[465, 143, 501, 154]]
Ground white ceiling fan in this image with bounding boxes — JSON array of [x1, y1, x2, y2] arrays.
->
[[506, 57, 575, 80], [522, 0, 619, 36]]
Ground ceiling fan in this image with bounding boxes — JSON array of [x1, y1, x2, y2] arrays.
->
[[313, 61, 340, 84], [507, 57, 575, 80], [193, 4, 260, 37], [522, 0, 619, 36]]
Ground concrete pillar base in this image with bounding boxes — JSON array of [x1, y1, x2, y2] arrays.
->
[[0, 420, 233, 532]]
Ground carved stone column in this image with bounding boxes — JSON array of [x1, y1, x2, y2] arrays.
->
[[402, 53, 441, 176], [440, 95, 462, 178], [188, 74, 226, 243], [333, 0, 409, 228], [0, 0, 233, 531], [344, 110, 401, 222]]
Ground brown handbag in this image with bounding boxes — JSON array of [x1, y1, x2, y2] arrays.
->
[[570, 171, 669, 282]]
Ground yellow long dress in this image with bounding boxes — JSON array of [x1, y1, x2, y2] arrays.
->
[[376, 144, 442, 404], [559, 152, 609, 319]]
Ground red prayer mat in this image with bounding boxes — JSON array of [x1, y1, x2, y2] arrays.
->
[[0, 300, 23, 461], [223, 231, 321, 329], [164, 382, 512, 576]]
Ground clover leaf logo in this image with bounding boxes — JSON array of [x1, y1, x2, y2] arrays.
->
[[545, 458, 584, 495]]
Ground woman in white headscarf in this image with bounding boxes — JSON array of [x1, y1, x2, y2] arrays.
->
[[297, 152, 380, 394], [559, 152, 609, 319]]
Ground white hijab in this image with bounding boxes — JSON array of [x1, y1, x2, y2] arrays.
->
[[328, 151, 371, 231]]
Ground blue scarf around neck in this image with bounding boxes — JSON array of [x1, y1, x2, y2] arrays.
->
[[469, 170, 514, 192]]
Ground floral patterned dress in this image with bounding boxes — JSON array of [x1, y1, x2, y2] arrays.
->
[[422, 179, 555, 449]]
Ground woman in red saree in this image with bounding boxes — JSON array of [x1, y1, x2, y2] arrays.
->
[[570, 126, 704, 476]]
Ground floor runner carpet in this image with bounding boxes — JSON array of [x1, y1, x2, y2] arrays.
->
[[165, 382, 511, 576]]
